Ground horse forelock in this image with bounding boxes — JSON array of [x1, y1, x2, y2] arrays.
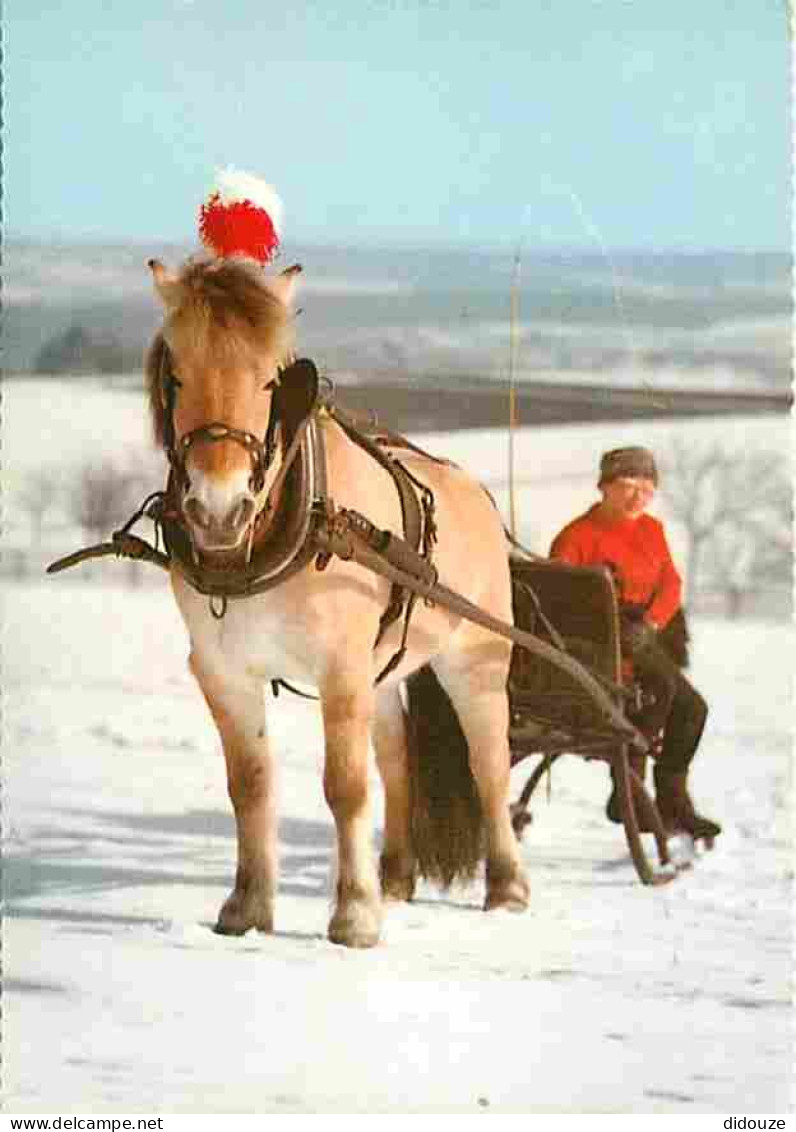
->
[[169, 258, 293, 363], [145, 258, 294, 447]]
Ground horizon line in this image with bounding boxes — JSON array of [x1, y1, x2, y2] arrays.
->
[[4, 233, 790, 259]]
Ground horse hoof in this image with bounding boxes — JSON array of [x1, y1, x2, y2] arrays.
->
[[484, 887, 530, 913], [484, 864, 530, 913], [382, 878, 416, 903], [328, 900, 382, 949], [379, 854, 416, 903], [215, 890, 274, 936]]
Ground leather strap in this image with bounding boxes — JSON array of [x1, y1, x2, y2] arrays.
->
[[328, 404, 425, 647]]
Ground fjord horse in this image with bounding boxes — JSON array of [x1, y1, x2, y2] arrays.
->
[[146, 255, 529, 947]]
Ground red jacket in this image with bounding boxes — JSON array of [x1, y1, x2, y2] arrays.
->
[[549, 505, 682, 629]]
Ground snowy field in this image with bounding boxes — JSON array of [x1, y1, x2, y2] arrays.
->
[[2, 380, 793, 1114], [4, 377, 791, 564]]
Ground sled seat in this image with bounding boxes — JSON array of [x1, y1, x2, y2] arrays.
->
[[508, 556, 624, 757]]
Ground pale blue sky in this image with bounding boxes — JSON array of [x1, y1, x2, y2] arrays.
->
[[8, 0, 790, 250]]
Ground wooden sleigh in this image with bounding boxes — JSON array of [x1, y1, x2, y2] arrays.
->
[[507, 556, 677, 885]]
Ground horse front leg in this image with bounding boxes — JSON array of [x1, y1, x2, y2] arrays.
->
[[189, 652, 277, 935], [321, 675, 382, 948]]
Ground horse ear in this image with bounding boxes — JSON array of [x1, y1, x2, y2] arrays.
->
[[148, 259, 180, 307], [266, 263, 302, 308]]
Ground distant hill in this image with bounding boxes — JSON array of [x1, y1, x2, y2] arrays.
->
[[4, 241, 789, 387]]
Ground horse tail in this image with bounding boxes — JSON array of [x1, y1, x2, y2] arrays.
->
[[404, 664, 485, 888]]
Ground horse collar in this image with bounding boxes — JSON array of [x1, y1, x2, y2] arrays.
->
[[159, 358, 329, 604]]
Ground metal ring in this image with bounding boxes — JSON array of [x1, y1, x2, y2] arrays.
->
[[209, 594, 228, 619]]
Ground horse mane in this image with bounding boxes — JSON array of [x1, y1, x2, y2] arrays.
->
[[144, 257, 295, 447], [144, 331, 170, 447]]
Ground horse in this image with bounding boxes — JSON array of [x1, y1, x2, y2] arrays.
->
[[144, 253, 530, 948]]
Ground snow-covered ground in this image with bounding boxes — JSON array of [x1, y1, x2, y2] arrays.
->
[[4, 586, 792, 1114], [2, 380, 793, 1113]]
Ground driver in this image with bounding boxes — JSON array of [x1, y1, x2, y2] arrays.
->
[[549, 446, 721, 842]]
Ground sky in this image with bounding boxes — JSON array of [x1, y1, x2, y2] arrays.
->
[[8, 0, 791, 251]]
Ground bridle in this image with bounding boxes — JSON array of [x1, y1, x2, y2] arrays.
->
[[159, 343, 280, 498]]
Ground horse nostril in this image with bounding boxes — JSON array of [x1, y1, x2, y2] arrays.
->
[[184, 497, 211, 529], [227, 496, 256, 532], [183, 494, 255, 539]]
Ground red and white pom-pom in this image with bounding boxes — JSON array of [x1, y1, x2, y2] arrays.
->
[[198, 167, 283, 264]]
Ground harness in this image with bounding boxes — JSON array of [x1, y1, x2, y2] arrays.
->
[[52, 355, 439, 681], [325, 407, 440, 680], [47, 357, 645, 745], [157, 356, 330, 607]]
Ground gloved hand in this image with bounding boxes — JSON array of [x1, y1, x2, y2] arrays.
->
[[620, 602, 647, 623], [619, 615, 658, 656]]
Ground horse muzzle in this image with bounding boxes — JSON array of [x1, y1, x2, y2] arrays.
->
[[185, 489, 255, 536], [173, 419, 274, 556], [183, 491, 258, 552]]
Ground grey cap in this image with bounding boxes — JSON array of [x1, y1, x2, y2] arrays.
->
[[599, 446, 658, 486]]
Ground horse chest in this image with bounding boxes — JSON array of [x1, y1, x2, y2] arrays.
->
[[226, 603, 325, 684], [174, 580, 326, 685]]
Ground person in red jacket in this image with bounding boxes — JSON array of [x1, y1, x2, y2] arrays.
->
[[550, 446, 721, 842]]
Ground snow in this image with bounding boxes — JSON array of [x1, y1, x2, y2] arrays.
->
[[3, 381, 793, 1114]]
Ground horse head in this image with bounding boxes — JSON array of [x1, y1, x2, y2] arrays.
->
[[146, 257, 301, 557]]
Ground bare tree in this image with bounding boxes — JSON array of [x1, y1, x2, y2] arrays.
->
[[68, 459, 143, 542], [662, 441, 791, 617], [17, 468, 61, 546], [705, 520, 758, 618], [663, 440, 733, 595]]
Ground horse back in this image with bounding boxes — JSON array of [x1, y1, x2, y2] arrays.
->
[[323, 418, 511, 619]]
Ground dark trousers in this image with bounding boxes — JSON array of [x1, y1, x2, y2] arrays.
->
[[629, 639, 708, 774]]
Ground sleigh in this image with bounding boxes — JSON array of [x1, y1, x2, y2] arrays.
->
[[507, 555, 675, 884]]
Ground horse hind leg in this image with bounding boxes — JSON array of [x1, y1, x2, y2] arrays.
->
[[189, 653, 277, 935], [432, 640, 531, 913], [373, 684, 416, 902]]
